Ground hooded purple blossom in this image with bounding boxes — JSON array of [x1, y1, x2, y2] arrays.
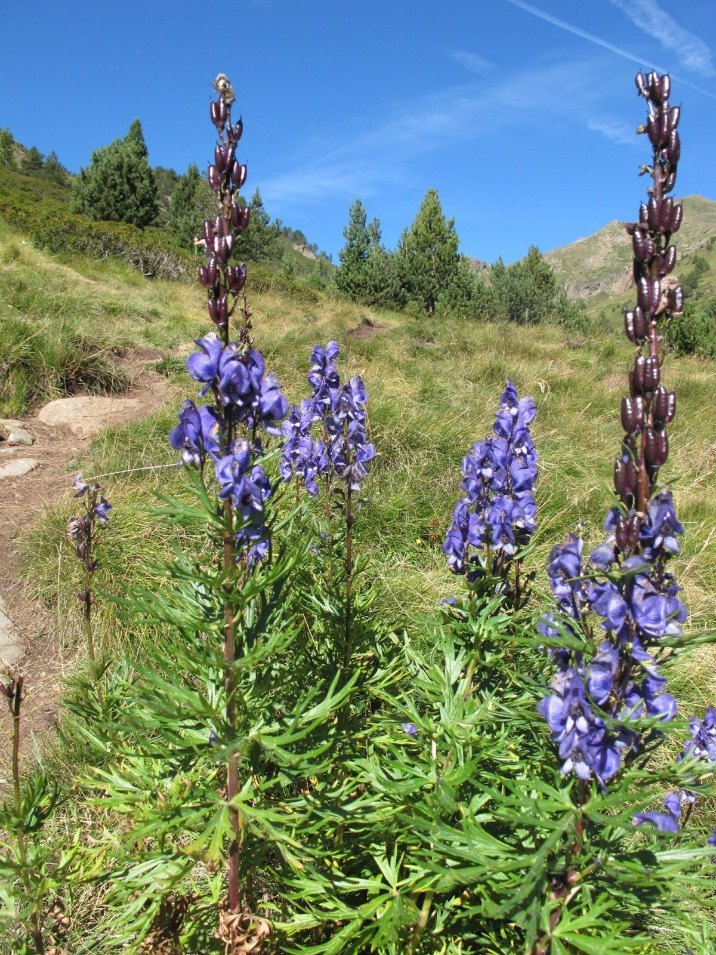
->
[[169, 400, 221, 466], [280, 343, 375, 495], [444, 381, 537, 581], [538, 667, 624, 785]]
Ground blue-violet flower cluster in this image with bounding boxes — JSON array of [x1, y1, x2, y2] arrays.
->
[[538, 490, 686, 787], [443, 380, 537, 581], [280, 341, 375, 496]]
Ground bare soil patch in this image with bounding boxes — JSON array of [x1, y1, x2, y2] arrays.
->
[[0, 361, 171, 755]]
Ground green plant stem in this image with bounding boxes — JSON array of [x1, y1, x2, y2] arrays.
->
[[83, 578, 95, 663], [224, 497, 241, 929], [408, 890, 434, 955], [11, 678, 45, 954]]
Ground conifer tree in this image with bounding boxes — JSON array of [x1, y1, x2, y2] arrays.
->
[[42, 151, 69, 186], [0, 129, 15, 168], [335, 198, 371, 300], [399, 188, 459, 314], [21, 146, 44, 176], [168, 163, 205, 249], [71, 119, 158, 227], [235, 187, 280, 263]]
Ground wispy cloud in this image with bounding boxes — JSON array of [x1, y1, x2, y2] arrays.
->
[[586, 116, 635, 145], [501, 0, 664, 70], [449, 49, 494, 75], [609, 0, 715, 77], [260, 60, 625, 206], [502, 0, 716, 100]]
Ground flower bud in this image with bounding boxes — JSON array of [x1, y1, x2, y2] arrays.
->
[[658, 109, 671, 146], [202, 220, 214, 245], [208, 165, 222, 191], [663, 168, 677, 194], [644, 427, 668, 468], [621, 395, 645, 433], [632, 354, 660, 395], [639, 202, 649, 228], [652, 386, 676, 426], [669, 106, 680, 131], [659, 74, 671, 102], [227, 264, 247, 294], [214, 144, 233, 173], [670, 202, 683, 234], [625, 307, 648, 344], [647, 114, 660, 147], [647, 197, 661, 232], [615, 513, 641, 553], [665, 129, 680, 164], [210, 98, 227, 128], [658, 245, 677, 276], [635, 72, 647, 96], [231, 203, 250, 232], [637, 276, 660, 313], [227, 117, 244, 144], [669, 285, 684, 315], [631, 228, 654, 262], [230, 161, 247, 189], [659, 197, 674, 232], [614, 456, 638, 504]]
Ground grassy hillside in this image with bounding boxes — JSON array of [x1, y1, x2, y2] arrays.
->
[[2, 224, 712, 723]]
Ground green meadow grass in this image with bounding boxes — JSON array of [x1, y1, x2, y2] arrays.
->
[[10, 238, 715, 726]]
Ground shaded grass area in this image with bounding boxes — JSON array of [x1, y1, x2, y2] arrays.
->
[[0, 225, 208, 414], [19, 275, 716, 721]]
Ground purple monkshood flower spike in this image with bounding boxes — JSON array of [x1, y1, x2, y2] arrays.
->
[[280, 343, 375, 496], [444, 380, 537, 584]]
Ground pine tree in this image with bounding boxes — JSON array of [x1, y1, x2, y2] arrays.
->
[[335, 198, 371, 300], [235, 188, 280, 263], [71, 119, 158, 227], [0, 129, 15, 169], [490, 246, 560, 324], [42, 151, 69, 186], [21, 146, 44, 176], [168, 163, 208, 249], [399, 189, 459, 315]]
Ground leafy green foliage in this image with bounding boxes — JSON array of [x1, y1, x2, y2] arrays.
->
[[235, 187, 282, 264], [71, 119, 159, 228], [399, 189, 460, 315], [0, 129, 15, 169], [168, 163, 216, 250]]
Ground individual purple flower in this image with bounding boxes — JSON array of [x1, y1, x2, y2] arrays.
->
[[169, 400, 221, 466], [401, 722, 418, 736], [187, 332, 224, 395], [683, 707, 716, 763], [538, 667, 623, 785], [634, 790, 681, 833]]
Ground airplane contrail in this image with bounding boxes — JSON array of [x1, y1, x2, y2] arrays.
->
[[502, 0, 716, 101]]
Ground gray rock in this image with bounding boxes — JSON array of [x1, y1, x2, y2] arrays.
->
[[7, 426, 34, 447], [38, 396, 141, 438], [0, 597, 22, 667], [0, 458, 38, 479]]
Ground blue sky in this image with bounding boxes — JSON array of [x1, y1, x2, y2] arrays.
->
[[1, 0, 714, 263]]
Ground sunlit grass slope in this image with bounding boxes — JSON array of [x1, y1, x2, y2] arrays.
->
[[8, 228, 715, 719]]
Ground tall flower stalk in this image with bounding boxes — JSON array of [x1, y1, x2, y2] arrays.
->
[[534, 71, 688, 954], [66, 474, 111, 663], [168, 73, 288, 948], [443, 380, 537, 604], [280, 341, 375, 690]]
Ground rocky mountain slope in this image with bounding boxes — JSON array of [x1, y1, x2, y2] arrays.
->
[[544, 195, 716, 299]]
